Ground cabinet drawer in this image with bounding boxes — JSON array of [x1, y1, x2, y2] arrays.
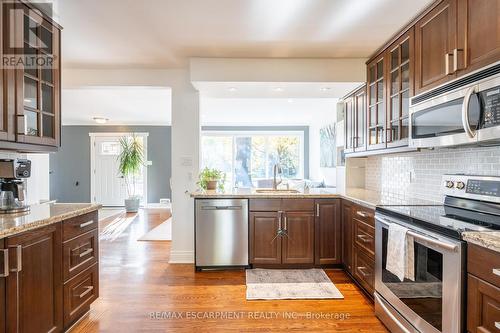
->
[[281, 199, 314, 212], [63, 229, 98, 281], [63, 211, 98, 241], [467, 274, 500, 333], [352, 205, 374, 226], [64, 263, 99, 328], [249, 199, 281, 212], [353, 218, 375, 258], [353, 250, 375, 295], [468, 244, 500, 287]]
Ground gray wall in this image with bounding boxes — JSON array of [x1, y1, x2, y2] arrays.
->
[[50, 126, 171, 203], [202, 126, 309, 178]]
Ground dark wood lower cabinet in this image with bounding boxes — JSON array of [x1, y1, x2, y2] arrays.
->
[[249, 211, 282, 265], [5, 224, 63, 333], [282, 212, 315, 264], [315, 199, 341, 265], [467, 274, 500, 333]]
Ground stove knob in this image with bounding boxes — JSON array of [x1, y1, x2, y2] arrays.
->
[[445, 181, 455, 188], [456, 181, 465, 190]]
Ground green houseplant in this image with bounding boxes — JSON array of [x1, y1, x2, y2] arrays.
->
[[197, 168, 225, 191], [118, 135, 144, 212]]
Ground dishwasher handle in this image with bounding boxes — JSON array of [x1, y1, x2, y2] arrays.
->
[[201, 205, 242, 210]]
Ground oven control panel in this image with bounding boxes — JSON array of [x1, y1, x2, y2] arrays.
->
[[443, 175, 500, 203], [482, 87, 500, 128]]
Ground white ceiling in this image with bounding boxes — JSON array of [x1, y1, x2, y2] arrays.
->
[[193, 81, 362, 98], [58, 0, 434, 69], [62, 87, 172, 125]]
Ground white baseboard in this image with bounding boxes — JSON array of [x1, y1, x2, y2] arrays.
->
[[169, 250, 194, 264]]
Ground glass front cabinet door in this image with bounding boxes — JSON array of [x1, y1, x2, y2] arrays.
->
[[13, 3, 61, 147]]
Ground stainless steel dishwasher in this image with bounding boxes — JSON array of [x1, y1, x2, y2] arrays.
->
[[195, 199, 249, 270]]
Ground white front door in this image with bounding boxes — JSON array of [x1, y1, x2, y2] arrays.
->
[[91, 135, 147, 206]]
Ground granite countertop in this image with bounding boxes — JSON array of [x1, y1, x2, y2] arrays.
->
[[0, 203, 101, 239], [191, 187, 440, 209], [462, 231, 500, 253]]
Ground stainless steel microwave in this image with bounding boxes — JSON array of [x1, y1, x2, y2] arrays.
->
[[409, 62, 500, 148]]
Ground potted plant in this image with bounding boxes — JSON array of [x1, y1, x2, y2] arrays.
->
[[197, 168, 225, 191], [118, 135, 144, 212]]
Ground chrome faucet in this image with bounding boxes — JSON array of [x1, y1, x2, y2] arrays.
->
[[272, 163, 283, 190]]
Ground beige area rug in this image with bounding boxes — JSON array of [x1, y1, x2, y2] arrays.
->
[[137, 218, 172, 241], [246, 269, 344, 300]]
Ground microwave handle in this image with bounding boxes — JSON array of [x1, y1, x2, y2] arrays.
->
[[462, 86, 477, 139]]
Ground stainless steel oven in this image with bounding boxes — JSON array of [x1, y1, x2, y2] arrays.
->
[[409, 62, 500, 148], [374, 213, 465, 333]]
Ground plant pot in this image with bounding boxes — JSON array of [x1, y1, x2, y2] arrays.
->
[[124, 197, 140, 213], [206, 180, 218, 190]]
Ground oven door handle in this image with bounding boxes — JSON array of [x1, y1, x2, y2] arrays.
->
[[461, 86, 477, 139], [376, 216, 458, 252]]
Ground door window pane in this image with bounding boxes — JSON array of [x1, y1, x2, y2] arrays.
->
[[40, 27, 53, 54], [377, 60, 384, 79], [370, 106, 377, 126], [42, 68, 53, 83], [24, 43, 37, 77], [24, 77, 38, 108], [391, 96, 400, 121], [25, 110, 38, 136], [377, 82, 384, 102], [370, 84, 376, 106], [42, 84, 53, 113], [391, 49, 399, 70], [402, 90, 410, 117], [391, 70, 400, 95], [402, 63, 410, 91], [401, 40, 410, 63], [42, 114, 54, 138]]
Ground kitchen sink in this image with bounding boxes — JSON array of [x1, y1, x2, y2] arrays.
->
[[255, 189, 301, 194]]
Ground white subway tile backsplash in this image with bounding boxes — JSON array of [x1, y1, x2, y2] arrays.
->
[[365, 146, 500, 203]]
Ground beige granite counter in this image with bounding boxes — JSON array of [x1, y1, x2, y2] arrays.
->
[[191, 187, 439, 209], [0, 203, 102, 239], [462, 231, 500, 253]]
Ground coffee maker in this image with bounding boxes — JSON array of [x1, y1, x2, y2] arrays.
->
[[0, 159, 31, 214]]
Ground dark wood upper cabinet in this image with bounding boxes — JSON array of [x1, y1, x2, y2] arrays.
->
[[367, 55, 387, 150], [5, 224, 63, 333], [14, 3, 61, 147], [457, 0, 500, 75], [344, 86, 367, 154], [0, 3, 15, 143], [315, 199, 341, 265], [281, 212, 315, 264], [386, 29, 414, 148], [249, 212, 282, 265], [414, 0, 458, 95]]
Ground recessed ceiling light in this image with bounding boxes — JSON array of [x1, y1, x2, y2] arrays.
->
[[93, 117, 109, 124], [228, 87, 237, 92], [287, 99, 294, 103], [320, 87, 331, 91], [273, 87, 284, 92]]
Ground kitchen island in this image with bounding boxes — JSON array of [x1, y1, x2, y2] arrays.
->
[[0, 203, 101, 332]]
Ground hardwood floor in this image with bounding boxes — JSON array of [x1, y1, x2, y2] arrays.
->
[[72, 210, 388, 332]]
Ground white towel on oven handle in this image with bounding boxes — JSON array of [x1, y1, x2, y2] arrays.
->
[[386, 223, 415, 282]]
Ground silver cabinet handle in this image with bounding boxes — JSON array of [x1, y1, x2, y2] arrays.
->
[[79, 220, 94, 228], [453, 48, 463, 72], [495, 322, 500, 330], [283, 214, 288, 231], [493, 268, 500, 277], [0, 249, 8, 277], [79, 248, 93, 258], [76, 286, 94, 299], [356, 211, 369, 218], [316, 204, 320, 217], [357, 234, 372, 243], [9, 245, 22, 272], [357, 266, 372, 277], [277, 211, 283, 230], [462, 86, 477, 139]]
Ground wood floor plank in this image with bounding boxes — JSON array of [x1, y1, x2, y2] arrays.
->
[[71, 210, 388, 332]]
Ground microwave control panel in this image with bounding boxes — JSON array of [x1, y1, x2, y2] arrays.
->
[[482, 87, 500, 127]]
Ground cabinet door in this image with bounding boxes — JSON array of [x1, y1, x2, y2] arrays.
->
[[249, 212, 282, 264], [457, 0, 500, 75], [282, 212, 315, 264], [354, 88, 367, 152], [315, 200, 341, 265], [0, 3, 15, 142], [367, 56, 387, 150], [13, 4, 61, 147], [344, 97, 355, 153], [414, 0, 458, 94], [387, 29, 413, 148], [342, 201, 353, 274], [6, 224, 63, 333], [467, 274, 500, 333], [0, 239, 5, 333]]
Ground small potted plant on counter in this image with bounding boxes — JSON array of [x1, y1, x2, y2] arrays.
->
[[197, 168, 225, 191], [118, 135, 144, 212]]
